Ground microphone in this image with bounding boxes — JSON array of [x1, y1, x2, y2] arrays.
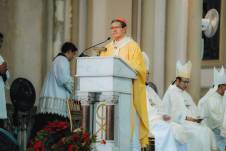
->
[[79, 37, 111, 57]]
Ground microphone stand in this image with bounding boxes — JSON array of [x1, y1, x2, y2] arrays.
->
[[79, 37, 111, 57]]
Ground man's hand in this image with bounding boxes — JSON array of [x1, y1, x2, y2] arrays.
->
[[162, 115, 171, 121], [0, 62, 7, 74]]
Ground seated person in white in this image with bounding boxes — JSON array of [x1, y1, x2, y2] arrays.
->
[[162, 60, 217, 151], [198, 67, 226, 151], [143, 52, 187, 151]]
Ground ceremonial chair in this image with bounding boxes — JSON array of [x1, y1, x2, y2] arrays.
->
[[141, 135, 155, 151], [149, 137, 155, 151], [147, 82, 157, 151], [67, 99, 82, 131]]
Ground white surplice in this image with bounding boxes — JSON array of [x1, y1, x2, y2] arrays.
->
[[162, 84, 217, 151], [37, 55, 73, 117]]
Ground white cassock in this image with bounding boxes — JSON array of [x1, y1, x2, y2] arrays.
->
[[0, 55, 9, 119], [162, 84, 217, 151], [146, 85, 187, 151], [198, 87, 226, 151]]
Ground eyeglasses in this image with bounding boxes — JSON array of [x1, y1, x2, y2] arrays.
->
[[181, 79, 190, 84], [110, 26, 122, 30]]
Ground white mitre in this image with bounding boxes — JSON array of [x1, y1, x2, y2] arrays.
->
[[176, 60, 192, 79], [214, 66, 226, 86], [142, 51, 150, 71]]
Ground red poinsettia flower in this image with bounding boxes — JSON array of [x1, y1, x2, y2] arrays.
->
[[68, 144, 73, 151], [56, 122, 67, 128], [43, 127, 52, 132], [82, 132, 89, 142], [33, 140, 44, 150], [45, 121, 68, 132], [28, 123, 96, 151], [101, 139, 106, 144], [47, 122, 56, 127], [72, 133, 80, 141], [58, 121, 67, 126]]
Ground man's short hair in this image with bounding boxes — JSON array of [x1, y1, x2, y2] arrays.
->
[[172, 77, 182, 84], [218, 84, 226, 88], [61, 42, 78, 53], [176, 77, 182, 81]]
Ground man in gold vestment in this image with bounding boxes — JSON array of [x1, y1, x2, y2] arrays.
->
[[100, 17, 149, 149]]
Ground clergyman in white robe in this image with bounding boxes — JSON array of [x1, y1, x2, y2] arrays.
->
[[199, 87, 226, 151], [198, 67, 226, 151], [142, 52, 187, 151], [162, 84, 216, 151], [146, 84, 187, 151]]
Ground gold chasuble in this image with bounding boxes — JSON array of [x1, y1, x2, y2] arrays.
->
[[100, 37, 149, 147]]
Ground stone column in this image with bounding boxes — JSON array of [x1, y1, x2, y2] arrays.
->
[[53, 0, 72, 56], [78, 0, 88, 51], [141, 0, 154, 73], [141, 0, 167, 96], [45, 0, 73, 67], [86, 0, 107, 47], [152, 0, 166, 96], [187, 0, 203, 103], [131, 0, 142, 43], [165, 0, 189, 88], [9, 0, 44, 103]]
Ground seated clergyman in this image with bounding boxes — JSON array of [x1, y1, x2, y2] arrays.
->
[[162, 60, 217, 151], [142, 52, 187, 151], [198, 66, 226, 151]]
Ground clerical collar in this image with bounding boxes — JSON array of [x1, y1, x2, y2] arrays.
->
[[113, 36, 127, 43], [111, 36, 132, 57], [113, 36, 131, 49]]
